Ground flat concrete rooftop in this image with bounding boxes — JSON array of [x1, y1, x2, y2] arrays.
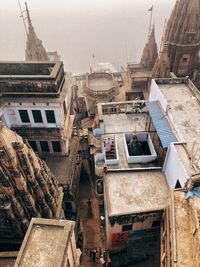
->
[[103, 113, 147, 134], [159, 83, 200, 153], [103, 133, 160, 170], [14, 218, 74, 267], [105, 170, 169, 217]]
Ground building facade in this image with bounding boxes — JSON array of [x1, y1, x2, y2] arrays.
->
[[0, 61, 74, 156]]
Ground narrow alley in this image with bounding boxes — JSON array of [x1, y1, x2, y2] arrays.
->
[[78, 169, 103, 267]]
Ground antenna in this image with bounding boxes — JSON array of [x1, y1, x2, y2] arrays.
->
[[18, 0, 28, 35]]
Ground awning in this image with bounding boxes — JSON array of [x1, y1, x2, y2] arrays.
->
[[146, 101, 177, 149]]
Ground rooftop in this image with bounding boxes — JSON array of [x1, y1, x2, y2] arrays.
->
[[172, 191, 197, 266], [46, 136, 79, 186], [158, 80, 200, 166], [0, 72, 73, 108], [159, 82, 200, 144], [14, 218, 75, 267], [0, 61, 65, 96], [131, 70, 152, 79], [99, 101, 147, 134], [105, 170, 169, 217], [87, 72, 114, 91]]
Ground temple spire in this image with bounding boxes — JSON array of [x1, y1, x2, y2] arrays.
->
[[25, 2, 49, 61], [140, 25, 158, 69], [153, 0, 200, 78]]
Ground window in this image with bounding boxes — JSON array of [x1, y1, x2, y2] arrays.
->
[[40, 141, 50, 152], [32, 110, 43, 123], [45, 110, 56, 123], [152, 220, 160, 228], [122, 224, 132, 232], [28, 141, 38, 151], [52, 141, 61, 152], [19, 110, 30, 123]]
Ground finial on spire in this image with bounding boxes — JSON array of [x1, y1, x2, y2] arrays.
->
[[148, 5, 154, 38], [18, 0, 28, 35], [25, 2, 32, 27]]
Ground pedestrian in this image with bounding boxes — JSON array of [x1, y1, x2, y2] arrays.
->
[[87, 198, 92, 216], [87, 198, 92, 208], [91, 248, 97, 262]]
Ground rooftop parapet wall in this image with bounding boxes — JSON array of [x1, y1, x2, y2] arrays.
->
[[85, 72, 116, 100], [0, 61, 64, 96]]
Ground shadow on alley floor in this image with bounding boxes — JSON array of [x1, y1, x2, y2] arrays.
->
[[77, 170, 103, 267]]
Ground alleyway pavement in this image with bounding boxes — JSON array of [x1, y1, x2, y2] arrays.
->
[[78, 174, 103, 267]]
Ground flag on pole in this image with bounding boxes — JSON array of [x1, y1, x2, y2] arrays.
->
[[148, 5, 153, 11]]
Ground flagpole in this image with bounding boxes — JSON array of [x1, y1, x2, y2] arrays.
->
[[148, 6, 153, 38]]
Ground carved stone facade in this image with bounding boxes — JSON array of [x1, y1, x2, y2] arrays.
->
[[153, 0, 200, 80], [0, 122, 63, 241]]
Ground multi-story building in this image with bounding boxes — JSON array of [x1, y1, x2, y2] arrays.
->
[[0, 61, 74, 156], [149, 77, 200, 266], [91, 100, 174, 264]]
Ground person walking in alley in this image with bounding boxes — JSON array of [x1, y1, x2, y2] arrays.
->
[[91, 248, 97, 262], [87, 198, 93, 217]]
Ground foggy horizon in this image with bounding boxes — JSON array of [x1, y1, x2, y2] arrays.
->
[[0, 0, 176, 74]]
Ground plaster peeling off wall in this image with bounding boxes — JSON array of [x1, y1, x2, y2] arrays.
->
[[149, 79, 169, 112], [163, 144, 189, 188]]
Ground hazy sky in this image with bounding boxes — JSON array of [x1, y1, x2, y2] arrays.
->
[[0, 0, 176, 73]]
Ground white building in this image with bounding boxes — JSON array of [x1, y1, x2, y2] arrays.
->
[[0, 61, 74, 156], [149, 77, 200, 188]]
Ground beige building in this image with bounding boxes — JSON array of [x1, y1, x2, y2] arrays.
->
[[161, 190, 200, 267], [14, 218, 80, 267], [84, 72, 119, 116]]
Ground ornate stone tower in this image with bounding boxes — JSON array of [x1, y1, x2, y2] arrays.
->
[[25, 2, 49, 61], [153, 0, 200, 78], [140, 26, 158, 70], [0, 121, 63, 241]]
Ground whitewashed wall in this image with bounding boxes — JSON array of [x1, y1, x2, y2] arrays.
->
[[149, 79, 169, 112], [163, 144, 189, 188], [1, 102, 64, 128]]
